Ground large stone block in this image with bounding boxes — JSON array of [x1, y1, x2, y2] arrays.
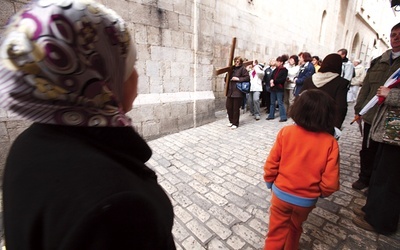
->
[[146, 60, 161, 77], [141, 121, 160, 139], [154, 103, 172, 120], [170, 102, 189, 117], [134, 24, 148, 45], [178, 114, 194, 131], [0, 122, 8, 143], [176, 49, 193, 63], [129, 104, 155, 122], [147, 26, 162, 46], [151, 45, 176, 61], [160, 117, 179, 135], [149, 76, 163, 93]]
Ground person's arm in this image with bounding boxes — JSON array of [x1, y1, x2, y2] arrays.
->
[[263, 129, 283, 188], [319, 142, 340, 197]]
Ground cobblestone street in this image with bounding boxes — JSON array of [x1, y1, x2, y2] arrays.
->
[[146, 103, 400, 250]]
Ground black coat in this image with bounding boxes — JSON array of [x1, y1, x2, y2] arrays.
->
[[270, 66, 288, 92], [302, 75, 348, 129], [3, 124, 176, 250]]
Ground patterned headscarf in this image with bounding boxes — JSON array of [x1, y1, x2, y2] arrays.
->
[[0, 0, 136, 127]]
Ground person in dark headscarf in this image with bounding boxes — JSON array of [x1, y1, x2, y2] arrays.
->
[[301, 53, 349, 129], [0, 1, 176, 249]]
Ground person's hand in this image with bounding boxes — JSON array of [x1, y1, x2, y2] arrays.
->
[[350, 114, 362, 125], [270, 79, 275, 87], [377, 86, 390, 97], [231, 76, 239, 81]]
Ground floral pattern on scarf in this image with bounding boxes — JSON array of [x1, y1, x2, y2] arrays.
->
[[0, 0, 136, 127]]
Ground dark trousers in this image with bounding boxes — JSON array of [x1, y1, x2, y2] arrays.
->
[[261, 90, 271, 112], [358, 123, 378, 184], [363, 142, 400, 234], [226, 96, 242, 127]]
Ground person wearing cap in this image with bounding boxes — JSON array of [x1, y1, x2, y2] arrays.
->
[[301, 53, 349, 130], [0, 1, 176, 249]]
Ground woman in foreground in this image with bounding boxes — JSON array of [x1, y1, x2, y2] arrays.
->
[[0, 0, 175, 249]]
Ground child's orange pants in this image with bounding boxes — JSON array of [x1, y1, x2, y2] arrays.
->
[[264, 194, 315, 250]]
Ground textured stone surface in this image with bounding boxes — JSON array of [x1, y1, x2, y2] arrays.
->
[[143, 104, 400, 249]]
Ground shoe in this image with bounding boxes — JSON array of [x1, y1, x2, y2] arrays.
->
[[231, 125, 237, 129], [255, 115, 260, 120], [227, 123, 233, 127], [352, 216, 374, 232], [353, 207, 366, 217], [279, 119, 287, 122], [352, 180, 368, 190], [266, 117, 274, 120]]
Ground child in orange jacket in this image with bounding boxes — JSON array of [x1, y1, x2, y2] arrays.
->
[[263, 89, 340, 250]]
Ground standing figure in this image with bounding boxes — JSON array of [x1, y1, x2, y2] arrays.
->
[[264, 89, 340, 250], [352, 22, 400, 191], [261, 59, 276, 113], [337, 48, 355, 83], [347, 59, 366, 102], [0, 1, 176, 249], [302, 53, 349, 129], [266, 56, 288, 122], [352, 23, 400, 235], [353, 81, 400, 235], [248, 60, 265, 120], [284, 55, 300, 113], [226, 56, 250, 129], [312, 56, 321, 72], [293, 52, 315, 97]]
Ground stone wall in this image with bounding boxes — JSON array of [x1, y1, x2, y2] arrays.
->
[[0, 0, 397, 172]]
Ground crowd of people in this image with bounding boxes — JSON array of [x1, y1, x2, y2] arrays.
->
[[225, 49, 365, 131]]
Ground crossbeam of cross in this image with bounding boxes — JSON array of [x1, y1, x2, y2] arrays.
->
[[215, 37, 253, 96]]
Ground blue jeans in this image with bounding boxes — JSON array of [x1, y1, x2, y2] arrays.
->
[[268, 91, 287, 120]]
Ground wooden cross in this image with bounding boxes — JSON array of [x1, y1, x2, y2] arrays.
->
[[215, 37, 253, 96]]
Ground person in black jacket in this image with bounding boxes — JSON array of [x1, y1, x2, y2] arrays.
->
[[301, 53, 349, 129], [266, 56, 289, 122], [261, 59, 276, 113], [0, 1, 176, 249]]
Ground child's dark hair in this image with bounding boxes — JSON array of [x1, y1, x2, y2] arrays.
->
[[289, 89, 336, 134]]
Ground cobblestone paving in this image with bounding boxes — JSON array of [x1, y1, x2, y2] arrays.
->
[[146, 103, 400, 250]]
